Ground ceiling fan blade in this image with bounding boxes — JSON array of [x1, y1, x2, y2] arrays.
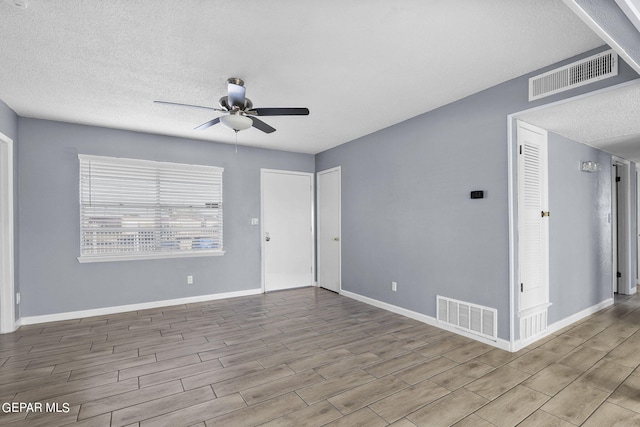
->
[[227, 82, 246, 108], [154, 100, 224, 112], [194, 117, 221, 131], [250, 107, 309, 116], [249, 116, 276, 134]]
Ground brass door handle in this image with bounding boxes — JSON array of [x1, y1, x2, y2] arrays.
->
[[541, 211, 550, 217]]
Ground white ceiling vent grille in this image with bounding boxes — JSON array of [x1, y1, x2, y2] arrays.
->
[[529, 50, 618, 101], [437, 295, 497, 341]]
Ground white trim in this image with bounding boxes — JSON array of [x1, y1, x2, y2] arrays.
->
[[317, 166, 342, 294], [637, 165, 640, 287], [78, 250, 225, 263], [507, 116, 516, 351], [20, 288, 262, 326], [340, 290, 511, 352], [511, 298, 613, 352], [0, 132, 15, 334], [613, 156, 633, 295]]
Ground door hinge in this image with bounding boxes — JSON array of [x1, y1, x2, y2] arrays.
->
[[617, 272, 622, 278], [616, 176, 621, 182], [520, 283, 523, 292]]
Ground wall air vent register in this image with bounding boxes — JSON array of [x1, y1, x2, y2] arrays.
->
[[529, 49, 618, 101], [437, 295, 497, 340]]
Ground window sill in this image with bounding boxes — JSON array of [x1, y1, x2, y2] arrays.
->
[[77, 250, 225, 263]]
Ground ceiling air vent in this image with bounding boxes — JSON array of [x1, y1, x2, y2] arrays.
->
[[529, 49, 618, 101]]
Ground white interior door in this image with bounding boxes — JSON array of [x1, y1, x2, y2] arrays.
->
[[317, 167, 341, 293], [517, 121, 549, 314], [0, 133, 15, 334], [261, 169, 313, 292], [612, 158, 631, 294]]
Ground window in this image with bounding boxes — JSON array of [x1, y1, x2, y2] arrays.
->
[[78, 155, 224, 263]]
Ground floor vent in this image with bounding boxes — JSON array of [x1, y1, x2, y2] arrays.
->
[[520, 309, 547, 340], [529, 49, 618, 101], [437, 296, 497, 341]]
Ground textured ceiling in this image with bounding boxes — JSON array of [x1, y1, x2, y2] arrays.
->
[[518, 80, 640, 161], [0, 0, 605, 154]]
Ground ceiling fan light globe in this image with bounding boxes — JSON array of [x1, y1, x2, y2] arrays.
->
[[220, 114, 252, 131]]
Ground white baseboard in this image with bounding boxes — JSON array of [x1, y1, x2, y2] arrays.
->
[[340, 290, 511, 352], [19, 288, 263, 326], [510, 297, 614, 352]]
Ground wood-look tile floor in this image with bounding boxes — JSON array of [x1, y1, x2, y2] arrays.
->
[[1, 288, 640, 426]]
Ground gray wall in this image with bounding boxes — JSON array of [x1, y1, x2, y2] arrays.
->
[[316, 47, 638, 341], [547, 131, 613, 325], [11, 46, 640, 337], [0, 99, 19, 320], [573, 0, 640, 74], [0, 100, 17, 141], [17, 118, 314, 317]]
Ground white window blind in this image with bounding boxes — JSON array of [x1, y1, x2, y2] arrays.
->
[[78, 155, 224, 263]]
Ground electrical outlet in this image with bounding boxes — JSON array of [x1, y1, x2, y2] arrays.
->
[[16, 292, 20, 304], [187, 275, 193, 285], [391, 281, 397, 292]]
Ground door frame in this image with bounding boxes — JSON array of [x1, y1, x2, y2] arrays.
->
[[317, 166, 341, 293], [516, 120, 550, 317], [612, 156, 632, 295], [260, 168, 315, 293], [0, 132, 15, 333], [637, 165, 640, 294], [507, 80, 639, 350]]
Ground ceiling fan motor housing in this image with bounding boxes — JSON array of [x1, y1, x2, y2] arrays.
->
[[219, 96, 253, 111], [155, 77, 309, 134]]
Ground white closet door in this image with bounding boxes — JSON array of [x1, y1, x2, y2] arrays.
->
[[517, 121, 549, 313]]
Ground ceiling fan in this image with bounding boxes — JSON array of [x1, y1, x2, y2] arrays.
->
[[154, 77, 309, 134]]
